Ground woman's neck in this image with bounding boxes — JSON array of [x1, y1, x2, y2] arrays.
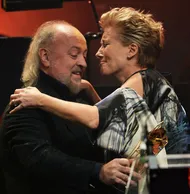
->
[[120, 67, 147, 97], [116, 66, 147, 85]]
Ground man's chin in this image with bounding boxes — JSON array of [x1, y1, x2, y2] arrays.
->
[[69, 82, 81, 94]]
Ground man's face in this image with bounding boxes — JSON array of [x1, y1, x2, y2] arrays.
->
[[96, 26, 130, 77], [45, 27, 87, 94]]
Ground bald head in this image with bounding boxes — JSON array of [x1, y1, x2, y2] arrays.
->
[[54, 23, 85, 40], [38, 21, 87, 94], [50, 23, 86, 51], [22, 20, 87, 93]]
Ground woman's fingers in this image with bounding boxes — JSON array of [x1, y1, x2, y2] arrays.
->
[[10, 94, 20, 101], [9, 87, 42, 114], [9, 98, 20, 106], [9, 91, 28, 113], [13, 87, 37, 95], [14, 88, 25, 94], [9, 104, 23, 114]]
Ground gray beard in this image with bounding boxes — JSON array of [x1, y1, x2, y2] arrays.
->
[[64, 79, 81, 94], [68, 83, 80, 94], [59, 75, 81, 95]]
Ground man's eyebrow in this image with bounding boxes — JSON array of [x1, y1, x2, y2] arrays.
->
[[69, 46, 80, 51], [70, 46, 87, 52]]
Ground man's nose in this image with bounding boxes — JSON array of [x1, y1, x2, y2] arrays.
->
[[78, 56, 87, 68]]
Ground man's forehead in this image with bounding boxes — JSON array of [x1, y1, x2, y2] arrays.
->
[[53, 26, 87, 51], [67, 36, 87, 51]]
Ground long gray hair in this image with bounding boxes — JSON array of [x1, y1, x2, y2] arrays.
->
[[21, 20, 70, 87]]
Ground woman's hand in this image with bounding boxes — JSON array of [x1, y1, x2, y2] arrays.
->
[[80, 79, 101, 103], [79, 79, 92, 91], [9, 87, 43, 113]]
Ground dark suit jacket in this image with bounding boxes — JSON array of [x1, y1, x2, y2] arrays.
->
[[0, 71, 104, 194]]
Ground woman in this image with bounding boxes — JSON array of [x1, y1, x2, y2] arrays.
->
[[10, 7, 190, 193]]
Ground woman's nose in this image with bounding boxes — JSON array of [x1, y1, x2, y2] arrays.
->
[[95, 47, 103, 59]]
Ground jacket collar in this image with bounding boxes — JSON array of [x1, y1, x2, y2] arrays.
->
[[37, 70, 77, 101]]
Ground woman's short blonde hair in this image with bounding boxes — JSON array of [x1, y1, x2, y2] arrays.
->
[[99, 7, 164, 68]]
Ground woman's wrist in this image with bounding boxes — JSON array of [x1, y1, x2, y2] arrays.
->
[[38, 93, 47, 108], [85, 82, 93, 95]]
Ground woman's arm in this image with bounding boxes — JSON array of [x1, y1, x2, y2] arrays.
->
[[10, 87, 99, 129]]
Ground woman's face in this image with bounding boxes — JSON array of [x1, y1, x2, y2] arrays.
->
[[96, 26, 130, 77]]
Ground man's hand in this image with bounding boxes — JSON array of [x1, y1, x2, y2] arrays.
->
[[99, 158, 141, 186]]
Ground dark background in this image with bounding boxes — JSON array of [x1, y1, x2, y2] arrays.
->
[[0, 0, 189, 120], [0, 1, 189, 193]]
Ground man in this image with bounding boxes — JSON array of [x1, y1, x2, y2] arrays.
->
[[0, 20, 133, 194]]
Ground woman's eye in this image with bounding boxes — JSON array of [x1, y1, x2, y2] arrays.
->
[[102, 43, 109, 48]]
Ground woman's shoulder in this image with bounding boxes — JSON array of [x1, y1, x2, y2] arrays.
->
[[141, 69, 171, 85], [95, 87, 125, 107], [107, 87, 142, 99]]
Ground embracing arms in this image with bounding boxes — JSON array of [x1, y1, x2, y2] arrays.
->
[[8, 87, 141, 187], [10, 87, 100, 129]]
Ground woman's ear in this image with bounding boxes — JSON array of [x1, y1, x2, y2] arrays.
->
[[127, 43, 139, 59], [39, 48, 50, 68]]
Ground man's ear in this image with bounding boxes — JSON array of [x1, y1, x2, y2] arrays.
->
[[127, 43, 139, 59], [39, 48, 50, 67]]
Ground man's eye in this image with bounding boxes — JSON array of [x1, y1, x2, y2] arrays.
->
[[70, 54, 78, 59]]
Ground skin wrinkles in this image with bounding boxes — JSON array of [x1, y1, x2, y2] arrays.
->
[[41, 25, 87, 94], [96, 27, 130, 80], [9, 8, 178, 191], [96, 26, 142, 84]]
